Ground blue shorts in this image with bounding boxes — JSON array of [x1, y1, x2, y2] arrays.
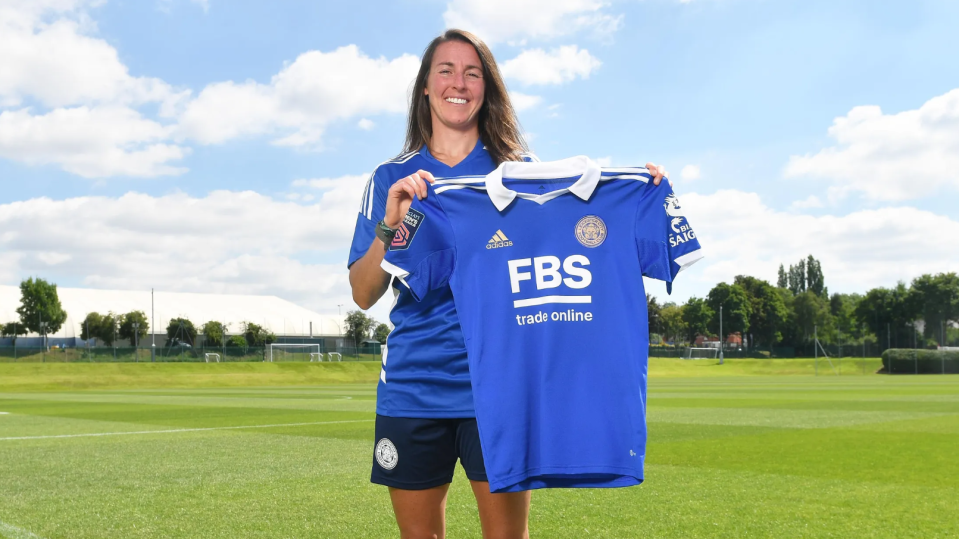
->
[[371, 415, 488, 490]]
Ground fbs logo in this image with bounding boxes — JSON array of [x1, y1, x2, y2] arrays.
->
[[487, 230, 513, 249]]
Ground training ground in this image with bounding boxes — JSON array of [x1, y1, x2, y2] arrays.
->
[[0, 359, 956, 538]]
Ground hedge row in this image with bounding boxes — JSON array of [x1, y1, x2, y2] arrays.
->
[[881, 349, 959, 374]]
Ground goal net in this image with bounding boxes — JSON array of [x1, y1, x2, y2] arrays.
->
[[685, 347, 719, 360], [267, 343, 322, 362]]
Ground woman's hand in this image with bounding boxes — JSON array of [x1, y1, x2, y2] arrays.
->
[[384, 170, 436, 228], [645, 163, 672, 187]]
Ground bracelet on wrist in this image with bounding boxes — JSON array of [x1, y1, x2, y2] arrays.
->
[[376, 219, 398, 245]]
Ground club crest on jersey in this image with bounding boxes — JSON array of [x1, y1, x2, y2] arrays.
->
[[375, 438, 398, 470], [487, 230, 513, 249], [664, 194, 684, 217], [390, 208, 425, 251], [575, 215, 607, 248]]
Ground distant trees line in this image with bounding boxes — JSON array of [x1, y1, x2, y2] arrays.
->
[[648, 255, 959, 349]]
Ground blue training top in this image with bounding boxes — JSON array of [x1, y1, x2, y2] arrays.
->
[[381, 156, 703, 492], [348, 140, 537, 418]]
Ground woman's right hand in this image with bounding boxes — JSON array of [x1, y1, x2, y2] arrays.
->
[[384, 170, 436, 228]]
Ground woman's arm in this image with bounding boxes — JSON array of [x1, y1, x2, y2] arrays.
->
[[348, 170, 435, 310]]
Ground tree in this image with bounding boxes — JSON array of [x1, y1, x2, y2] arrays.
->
[[345, 310, 375, 347], [373, 323, 391, 344], [777, 264, 788, 289], [793, 291, 832, 343], [787, 259, 806, 295], [805, 255, 826, 297], [80, 312, 118, 346], [201, 321, 228, 347], [909, 273, 959, 343], [855, 282, 917, 349], [1, 322, 27, 344], [166, 317, 197, 346], [646, 294, 663, 335], [734, 276, 788, 346], [829, 293, 862, 341], [681, 297, 713, 343], [242, 322, 276, 346], [659, 303, 687, 344], [118, 311, 149, 346], [227, 335, 248, 347], [16, 277, 67, 336], [706, 283, 751, 338]]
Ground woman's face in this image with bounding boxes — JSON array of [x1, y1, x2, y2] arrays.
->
[[424, 40, 485, 134]]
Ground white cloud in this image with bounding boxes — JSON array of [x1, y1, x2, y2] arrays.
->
[[789, 195, 824, 210], [501, 46, 601, 86], [0, 106, 188, 178], [677, 189, 959, 297], [0, 175, 372, 313], [508, 91, 543, 112], [784, 88, 959, 201], [680, 164, 701, 181], [443, 0, 622, 44], [357, 118, 375, 131], [176, 46, 419, 147], [0, 8, 185, 110]]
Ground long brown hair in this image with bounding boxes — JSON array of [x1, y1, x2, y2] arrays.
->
[[402, 29, 528, 165]]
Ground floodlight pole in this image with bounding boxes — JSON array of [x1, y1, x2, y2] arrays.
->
[[151, 289, 156, 362], [718, 305, 724, 365]]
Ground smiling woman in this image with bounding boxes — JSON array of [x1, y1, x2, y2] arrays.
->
[[346, 28, 669, 539]]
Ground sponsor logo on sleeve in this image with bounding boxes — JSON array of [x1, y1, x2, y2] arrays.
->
[[389, 208, 425, 250]]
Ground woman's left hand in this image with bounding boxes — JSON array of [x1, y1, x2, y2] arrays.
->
[[646, 163, 672, 187]]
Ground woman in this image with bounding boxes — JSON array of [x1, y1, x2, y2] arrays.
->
[[348, 29, 668, 539]]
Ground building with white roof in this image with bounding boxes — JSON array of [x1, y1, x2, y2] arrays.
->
[[0, 285, 344, 345]]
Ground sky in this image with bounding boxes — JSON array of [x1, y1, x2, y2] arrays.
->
[[1, 0, 958, 324]]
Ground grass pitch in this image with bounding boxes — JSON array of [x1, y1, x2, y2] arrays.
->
[[0, 360, 956, 538]]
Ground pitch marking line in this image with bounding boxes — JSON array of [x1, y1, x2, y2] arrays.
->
[[0, 412, 9, 415], [0, 419, 373, 442], [0, 519, 44, 539]]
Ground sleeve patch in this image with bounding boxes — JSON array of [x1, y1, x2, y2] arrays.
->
[[390, 208, 426, 251]]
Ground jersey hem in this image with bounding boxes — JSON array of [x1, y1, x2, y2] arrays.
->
[[376, 408, 476, 419], [489, 465, 642, 492]]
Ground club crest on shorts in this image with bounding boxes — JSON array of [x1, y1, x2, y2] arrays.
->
[[375, 438, 398, 470], [390, 208, 425, 251], [575, 215, 607, 248]]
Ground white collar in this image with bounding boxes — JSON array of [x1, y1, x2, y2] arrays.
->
[[485, 156, 601, 212]]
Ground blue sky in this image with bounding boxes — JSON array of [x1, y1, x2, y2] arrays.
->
[[1, 0, 958, 322]]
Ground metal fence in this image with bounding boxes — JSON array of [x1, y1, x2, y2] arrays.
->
[[0, 345, 382, 363]]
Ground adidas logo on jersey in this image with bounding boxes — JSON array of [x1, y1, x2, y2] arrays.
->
[[487, 230, 513, 249]]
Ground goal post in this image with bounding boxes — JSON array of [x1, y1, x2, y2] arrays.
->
[[204, 353, 220, 363], [685, 347, 719, 360], [267, 343, 322, 362]]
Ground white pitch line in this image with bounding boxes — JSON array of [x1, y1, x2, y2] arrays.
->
[[0, 412, 9, 415], [0, 419, 373, 442], [0, 519, 44, 539]]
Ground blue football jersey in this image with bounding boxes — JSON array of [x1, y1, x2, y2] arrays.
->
[[348, 141, 537, 418], [381, 156, 703, 492]]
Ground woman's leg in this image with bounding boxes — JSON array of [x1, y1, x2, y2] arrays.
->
[[469, 482, 530, 539], [389, 484, 451, 539]]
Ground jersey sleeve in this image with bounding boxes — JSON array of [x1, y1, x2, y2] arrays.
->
[[347, 169, 388, 268], [380, 187, 456, 302], [634, 181, 704, 293]]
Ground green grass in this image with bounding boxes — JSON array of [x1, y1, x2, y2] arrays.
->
[[0, 361, 956, 538]]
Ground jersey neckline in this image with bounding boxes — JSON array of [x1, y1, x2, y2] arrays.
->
[[419, 139, 488, 170], [485, 155, 601, 211]]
